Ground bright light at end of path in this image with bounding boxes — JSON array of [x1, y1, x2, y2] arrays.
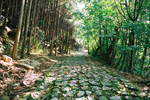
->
[[77, 3, 85, 12]]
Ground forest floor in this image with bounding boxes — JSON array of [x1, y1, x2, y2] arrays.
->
[[0, 51, 150, 100]]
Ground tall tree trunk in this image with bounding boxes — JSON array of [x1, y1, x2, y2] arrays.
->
[[32, 0, 40, 49], [10, 0, 15, 22], [55, 5, 60, 56], [12, 0, 25, 59], [20, 0, 28, 44], [50, 0, 58, 56], [27, 0, 38, 55], [21, 0, 33, 58], [128, 28, 135, 72]]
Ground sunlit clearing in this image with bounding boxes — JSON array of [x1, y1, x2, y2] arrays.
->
[[77, 2, 85, 12]]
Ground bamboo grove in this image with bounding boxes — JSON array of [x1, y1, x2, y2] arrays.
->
[[78, 0, 150, 76], [0, 0, 75, 59]]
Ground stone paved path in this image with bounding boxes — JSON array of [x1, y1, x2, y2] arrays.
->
[[31, 53, 149, 100]]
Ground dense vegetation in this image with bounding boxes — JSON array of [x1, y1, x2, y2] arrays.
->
[[76, 0, 150, 77], [0, 0, 76, 59]]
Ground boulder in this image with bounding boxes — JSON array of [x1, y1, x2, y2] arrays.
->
[[2, 55, 13, 63]]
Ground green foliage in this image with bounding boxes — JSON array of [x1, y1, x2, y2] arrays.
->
[[74, 0, 150, 77]]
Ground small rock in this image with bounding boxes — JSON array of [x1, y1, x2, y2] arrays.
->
[[66, 90, 76, 96], [98, 96, 108, 100], [95, 90, 102, 96], [102, 86, 110, 91], [86, 90, 92, 95], [75, 97, 86, 100], [81, 86, 88, 90], [110, 96, 121, 100], [135, 97, 142, 100], [91, 86, 100, 90], [51, 92, 59, 97], [124, 83, 139, 91], [62, 87, 71, 92], [62, 81, 68, 86], [77, 91, 85, 97], [51, 97, 59, 100], [79, 80, 85, 83], [87, 95, 95, 100], [121, 91, 128, 96], [81, 82, 89, 86], [125, 96, 134, 100], [101, 81, 112, 86], [53, 88, 59, 92]]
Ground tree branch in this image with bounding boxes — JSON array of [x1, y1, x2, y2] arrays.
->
[[125, 0, 134, 21], [135, 0, 144, 20]]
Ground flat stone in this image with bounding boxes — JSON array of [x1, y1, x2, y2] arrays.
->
[[77, 91, 85, 97], [135, 97, 142, 100], [95, 78, 100, 82], [90, 81, 99, 86], [62, 87, 71, 92], [95, 90, 102, 96], [62, 81, 68, 86], [86, 90, 92, 95], [70, 80, 76, 83], [91, 86, 100, 90], [79, 80, 85, 83], [79, 75, 84, 79], [102, 86, 110, 91], [105, 92, 111, 96], [72, 87, 79, 90], [69, 83, 77, 87], [124, 83, 139, 91], [86, 74, 91, 77], [93, 74, 99, 78], [109, 96, 121, 100], [81, 86, 88, 90], [98, 96, 108, 100], [81, 82, 89, 86], [120, 78, 129, 83], [66, 90, 76, 96], [51, 92, 59, 97], [75, 97, 86, 100], [130, 92, 138, 96], [63, 77, 70, 81], [111, 87, 118, 91], [121, 91, 128, 96], [87, 95, 95, 100], [101, 81, 112, 86], [125, 96, 134, 100], [89, 79, 99, 86], [53, 88, 60, 92]]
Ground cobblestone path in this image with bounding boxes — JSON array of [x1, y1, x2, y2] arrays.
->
[[23, 53, 149, 100]]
